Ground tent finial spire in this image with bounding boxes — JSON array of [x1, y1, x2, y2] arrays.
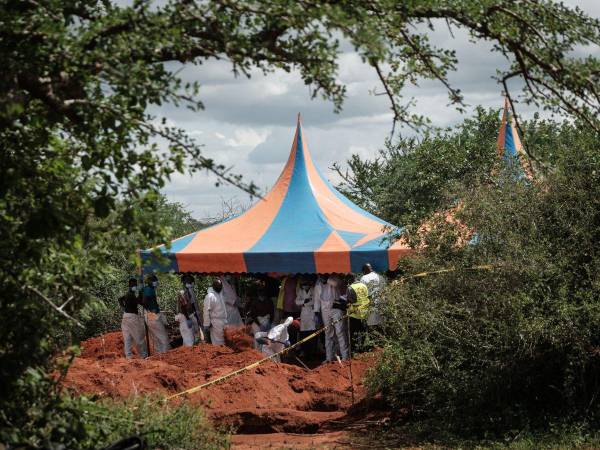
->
[[297, 112, 302, 125]]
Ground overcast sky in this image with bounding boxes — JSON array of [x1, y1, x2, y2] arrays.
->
[[157, 1, 600, 220]]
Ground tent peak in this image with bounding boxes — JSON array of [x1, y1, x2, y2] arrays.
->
[[296, 112, 302, 126], [141, 117, 410, 274]]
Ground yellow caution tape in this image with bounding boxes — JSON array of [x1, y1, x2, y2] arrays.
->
[[164, 313, 348, 401], [396, 264, 496, 283], [165, 264, 497, 401]]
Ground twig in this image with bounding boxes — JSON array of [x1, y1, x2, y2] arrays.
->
[[27, 286, 84, 328], [294, 356, 310, 370], [59, 295, 75, 311], [372, 62, 398, 138]]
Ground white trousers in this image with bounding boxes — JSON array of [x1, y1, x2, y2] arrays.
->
[[209, 318, 226, 346], [321, 306, 349, 361], [121, 313, 148, 359], [176, 313, 196, 346], [146, 312, 170, 353]]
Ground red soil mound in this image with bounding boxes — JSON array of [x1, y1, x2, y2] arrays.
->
[[79, 331, 127, 359], [224, 325, 254, 352], [65, 331, 377, 434]]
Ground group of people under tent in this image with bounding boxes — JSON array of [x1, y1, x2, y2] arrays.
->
[[117, 263, 386, 364]]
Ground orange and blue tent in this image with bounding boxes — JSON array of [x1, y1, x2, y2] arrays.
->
[[141, 116, 410, 274], [497, 98, 533, 178]]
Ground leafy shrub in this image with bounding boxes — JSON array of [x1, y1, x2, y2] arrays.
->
[[73, 395, 228, 450], [366, 125, 600, 436], [2, 373, 227, 449]]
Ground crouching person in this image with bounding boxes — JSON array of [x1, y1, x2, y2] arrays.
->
[[255, 317, 294, 362], [118, 278, 148, 359], [248, 286, 274, 348], [142, 275, 170, 354]]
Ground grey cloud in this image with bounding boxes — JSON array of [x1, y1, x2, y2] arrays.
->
[[156, 1, 599, 218]]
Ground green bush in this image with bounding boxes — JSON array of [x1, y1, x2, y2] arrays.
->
[[366, 124, 600, 436], [73, 395, 228, 450], [1, 360, 227, 450], [71, 196, 208, 343]]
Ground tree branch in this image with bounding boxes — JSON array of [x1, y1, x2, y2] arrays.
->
[[27, 286, 84, 328]]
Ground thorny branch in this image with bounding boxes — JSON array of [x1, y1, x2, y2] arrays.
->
[[373, 62, 400, 138], [27, 286, 84, 328], [138, 121, 262, 199]]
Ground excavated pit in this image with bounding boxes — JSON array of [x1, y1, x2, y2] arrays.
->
[[64, 328, 376, 435]]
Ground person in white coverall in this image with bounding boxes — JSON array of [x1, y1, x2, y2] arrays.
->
[[295, 277, 317, 358], [314, 274, 349, 361], [359, 263, 386, 327], [220, 274, 243, 326], [118, 278, 148, 359], [141, 275, 170, 354], [203, 278, 228, 345], [176, 289, 200, 346], [254, 316, 294, 362]]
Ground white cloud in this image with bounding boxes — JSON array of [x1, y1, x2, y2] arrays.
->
[[226, 128, 270, 148]]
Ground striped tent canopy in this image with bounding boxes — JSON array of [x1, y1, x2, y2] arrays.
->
[[497, 98, 533, 178], [141, 115, 410, 274]]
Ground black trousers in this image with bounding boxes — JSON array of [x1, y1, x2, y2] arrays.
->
[[299, 330, 318, 359], [349, 317, 367, 353]]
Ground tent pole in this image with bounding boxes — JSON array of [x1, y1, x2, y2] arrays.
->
[[347, 315, 355, 405], [137, 248, 151, 357]]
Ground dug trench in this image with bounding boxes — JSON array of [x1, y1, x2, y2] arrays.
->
[[63, 328, 386, 445]]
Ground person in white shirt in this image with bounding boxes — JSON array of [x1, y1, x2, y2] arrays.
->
[[220, 274, 243, 326], [314, 274, 349, 361], [360, 263, 385, 327], [203, 279, 228, 346]]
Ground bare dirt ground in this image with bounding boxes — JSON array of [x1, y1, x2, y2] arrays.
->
[[64, 329, 387, 448]]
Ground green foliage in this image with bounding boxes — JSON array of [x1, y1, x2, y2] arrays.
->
[[367, 119, 600, 436], [75, 195, 205, 341], [2, 0, 600, 447], [335, 107, 500, 228], [364, 421, 600, 449], [73, 395, 228, 450], [335, 108, 590, 230], [2, 371, 227, 450]]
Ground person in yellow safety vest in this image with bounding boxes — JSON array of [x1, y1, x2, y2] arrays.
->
[[345, 281, 370, 352]]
